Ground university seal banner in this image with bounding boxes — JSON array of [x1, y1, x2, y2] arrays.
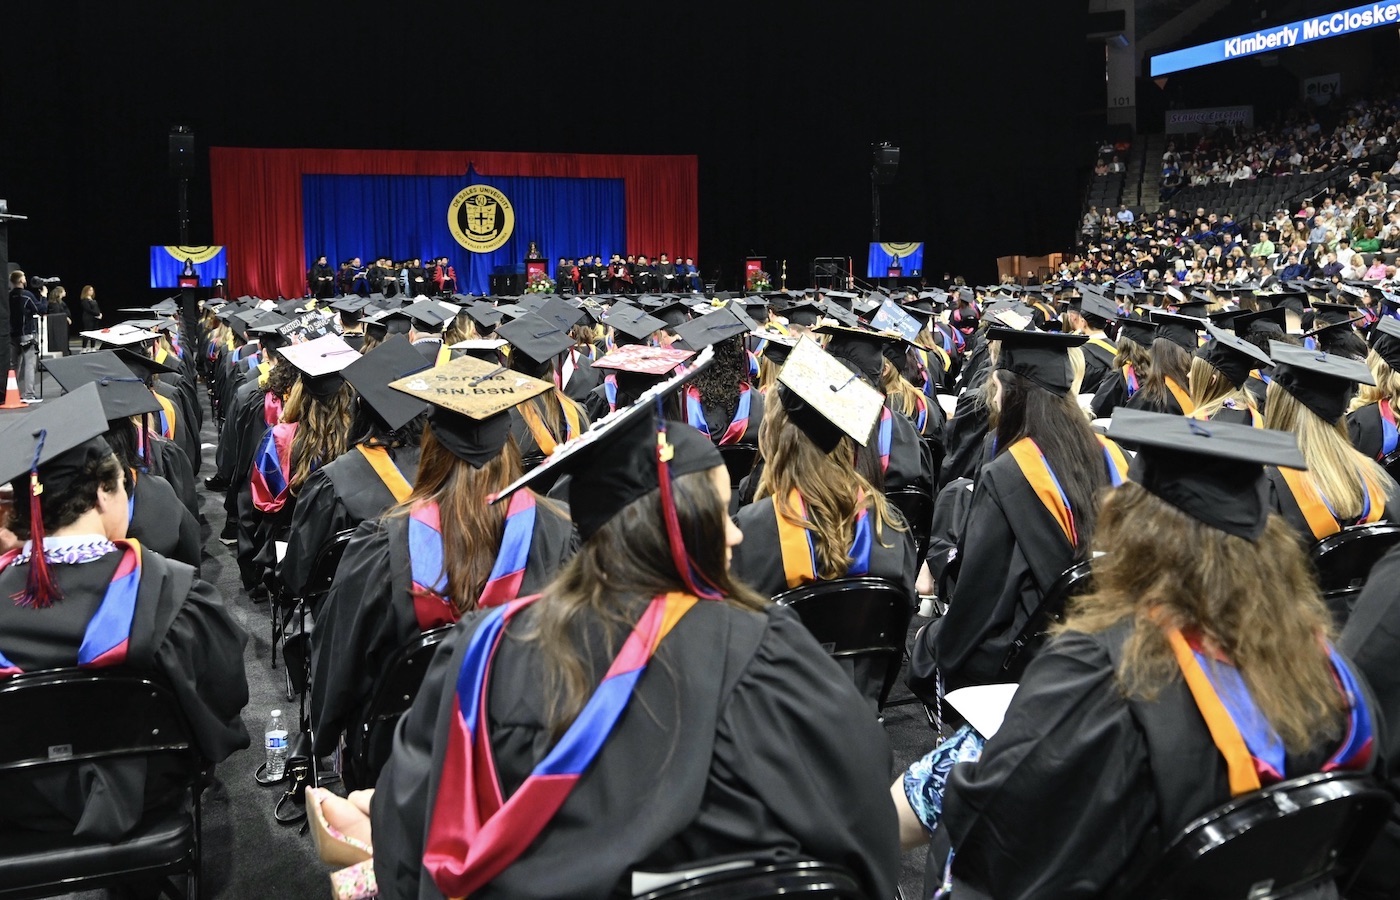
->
[[449, 184, 516, 254]]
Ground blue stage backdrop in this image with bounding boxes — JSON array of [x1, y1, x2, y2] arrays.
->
[[866, 242, 924, 280], [149, 246, 227, 288], [302, 168, 625, 295]]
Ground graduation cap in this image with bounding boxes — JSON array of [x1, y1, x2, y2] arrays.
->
[[0, 383, 114, 606], [603, 304, 667, 345], [496, 313, 575, 369], [278, 334, 359, 398], [592, 344, 694, 375], [721, 299, 762, 332], [1372, 316, 1400, 370], [988, 326, 1088, 397], [1198, 324, 1271, 388], [1107, 407, 1305, 542], [1114, 316, 1154, 346], [390, 299, 451, 333], [1231, 307, 1287, 340], [464, 301, 505, 332], [112, 349, 179, 385], [775, 336, 885, 453], [870, 299, 923, 343], [813, 324, 900, 385], [390, 353, 553, 469], [342, 335, 432, 432], [1150, 310, 1206, 352], [535, 296, 586, 333], [330, 296, 373, 317], [653, 300, 693, 329], [450, 338, 508, 361], [1311, 300, 1362, 326], [1070, 290, 1118, 322], [81, 324, 159, 348], [669, 308, 750, 352], [782, 301, 825, 328], [1269, 341, 1375, 424], [756, 330, 799, 367], [40, 351, 162, 420]]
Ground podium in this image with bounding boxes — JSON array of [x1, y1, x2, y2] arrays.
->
[[745, 256, 766, 289], [525, 259, 548, 284], [178, 275, 200, 288]]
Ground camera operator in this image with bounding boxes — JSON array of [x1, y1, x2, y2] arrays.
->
[[7, 271, 47, 400]]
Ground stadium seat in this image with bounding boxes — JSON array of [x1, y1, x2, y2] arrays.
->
[[718, 443, 758, 490], [635, 858, 864, 899], [0, 670, 208, 900], [999, 559, 1094, 680], [1310, 522, 1400, 628], [1134, 772, 1390, 899], [887, 486, 934, 561]]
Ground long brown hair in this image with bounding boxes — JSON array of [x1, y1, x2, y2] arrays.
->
[[524, 468, 767, 739], [1114, 332, 1152, 379], [755, 398, 904, 580], [1263, 381, 1388, 520], [991, 370, 1107, 557], [282, 378, 355, 494], [1136, 338, 1192, 410], [385, 427, 525, 616], [1060, 482, 1344, 753]]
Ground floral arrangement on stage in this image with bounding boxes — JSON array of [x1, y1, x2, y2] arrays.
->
[[526, 271, 557, 294], [747, 269, 772, 292]]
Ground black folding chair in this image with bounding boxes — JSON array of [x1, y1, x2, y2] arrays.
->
[[0, 669, 207, 900], [1134, 772, 1390, 899], [886, 487, 933, 562], [1000, 559, 1095, 681], [774, 576, 913, 710], [343, 625, 452, 790], [1380, 447, 1400, 484], [1310, 523, 1400, 628], [634, 858, 865, 899], [718, 443, 758, 491]]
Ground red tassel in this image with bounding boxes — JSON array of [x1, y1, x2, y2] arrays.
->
[[14, 472, 61, 609], [653, 403, 722, 602]]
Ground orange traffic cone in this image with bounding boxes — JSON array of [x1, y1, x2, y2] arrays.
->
[[0, 371, 24, 409]]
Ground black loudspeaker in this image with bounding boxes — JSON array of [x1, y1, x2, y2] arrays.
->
[[169, 131, 194, 176], [873, 144, 900, 185]]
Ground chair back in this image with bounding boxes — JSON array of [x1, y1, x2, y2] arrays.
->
[[635, 858, 865, 899], [347, 626, 452, 789], [1380, 448, 1400, 484], [0, 668, 201, 777], [773, 576, 912, 709], [1310, 523, 1400, 628], [1139, 772, 1391, 899], [298, 527, 357, 614], [886, 488, 933, 561], [718, 444, 758, 490], [1001, 560, 1095, 680]]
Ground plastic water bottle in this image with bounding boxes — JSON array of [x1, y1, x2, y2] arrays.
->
[[265, 709, 289, 781]]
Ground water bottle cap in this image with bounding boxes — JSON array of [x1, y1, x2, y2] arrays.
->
[[271, 709, 282, 717]]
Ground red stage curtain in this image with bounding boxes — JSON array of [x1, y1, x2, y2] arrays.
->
[[210, 148, 698, 298]]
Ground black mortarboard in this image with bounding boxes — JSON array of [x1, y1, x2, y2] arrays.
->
[[989, 326, 1087, 396], [41, 352, 162, 421], [1269, 341, 1375, 424], [536, 297, 585, 333], [670, 308, 750, 352], [1231, 307, 1288, 340], [783, 301, 825, 328], [1072, 291, 1118, 322], [1151, 310, 1206, 352], [342, 335, 432, 432], [331, 296, 372, 316], [604, 304, 667, 345], [391, 300, 451, 332], [653, 300, 692, 329], [113, 348, 179, 383], [1311, 300, 1362, 326], [1372, 316, 1400, 370], [813, 324, 900, 385], [278, 334, 359, 398], [1108, 407, 1305, 541], [492, 347, 722, 543], [757, 331, 798, 367], [464, 301, 505, 332], [1115, 316, 1155, 346], [497, 313, 575, 367], [1198, 324, 1271, 388], [389, 354, 552, 469]]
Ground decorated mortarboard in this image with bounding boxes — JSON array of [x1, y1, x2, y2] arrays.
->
[[1268, 341, 1375, 424], [988, 326, 1087, 397], [776, 336, 885, 453], [1199, 324, 1271, 388], [277, 333, 359, 398], [669, 308, 750, 352], [342, 335, 433, 432], [450, 338, 508, 361], [80, 324, 159, 348], [592, 344, 694, 375], [0, 384, 114, 606], [390, 353, 552, 469], [40, 351, 162, 420], [496, 313, 575, 367], [1150, 310, 1206, 352], [1371, 316, 1400, 370], [1107, 408, 1304, 542], [871, 299, 924, 343]]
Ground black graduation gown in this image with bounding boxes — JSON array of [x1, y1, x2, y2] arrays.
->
[[562, 353, 603, 404], [147, 432, 198, 518], [939, 395, 991, 489], [1124, 384, 1185, 416], [507, 399, 593, 464], [128, 473, 202, 571], [310, 501, 578, 756], [371, 601, 899, 900], [277, 445, 422, 601], [1339, 545, 1400, 897], [154, 378, 201, 476], [0, 546, 249, 841], [908, 448, 1083, 698], [1079, 337, 1115, 396], [1089, 369, 1129, 419], [941, 623, 1384, 899], [693, 389, 764, 446], [1347, 401, 1391, 462], [857, 406, 934, 496], [1265, 466, 1400, 548]]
